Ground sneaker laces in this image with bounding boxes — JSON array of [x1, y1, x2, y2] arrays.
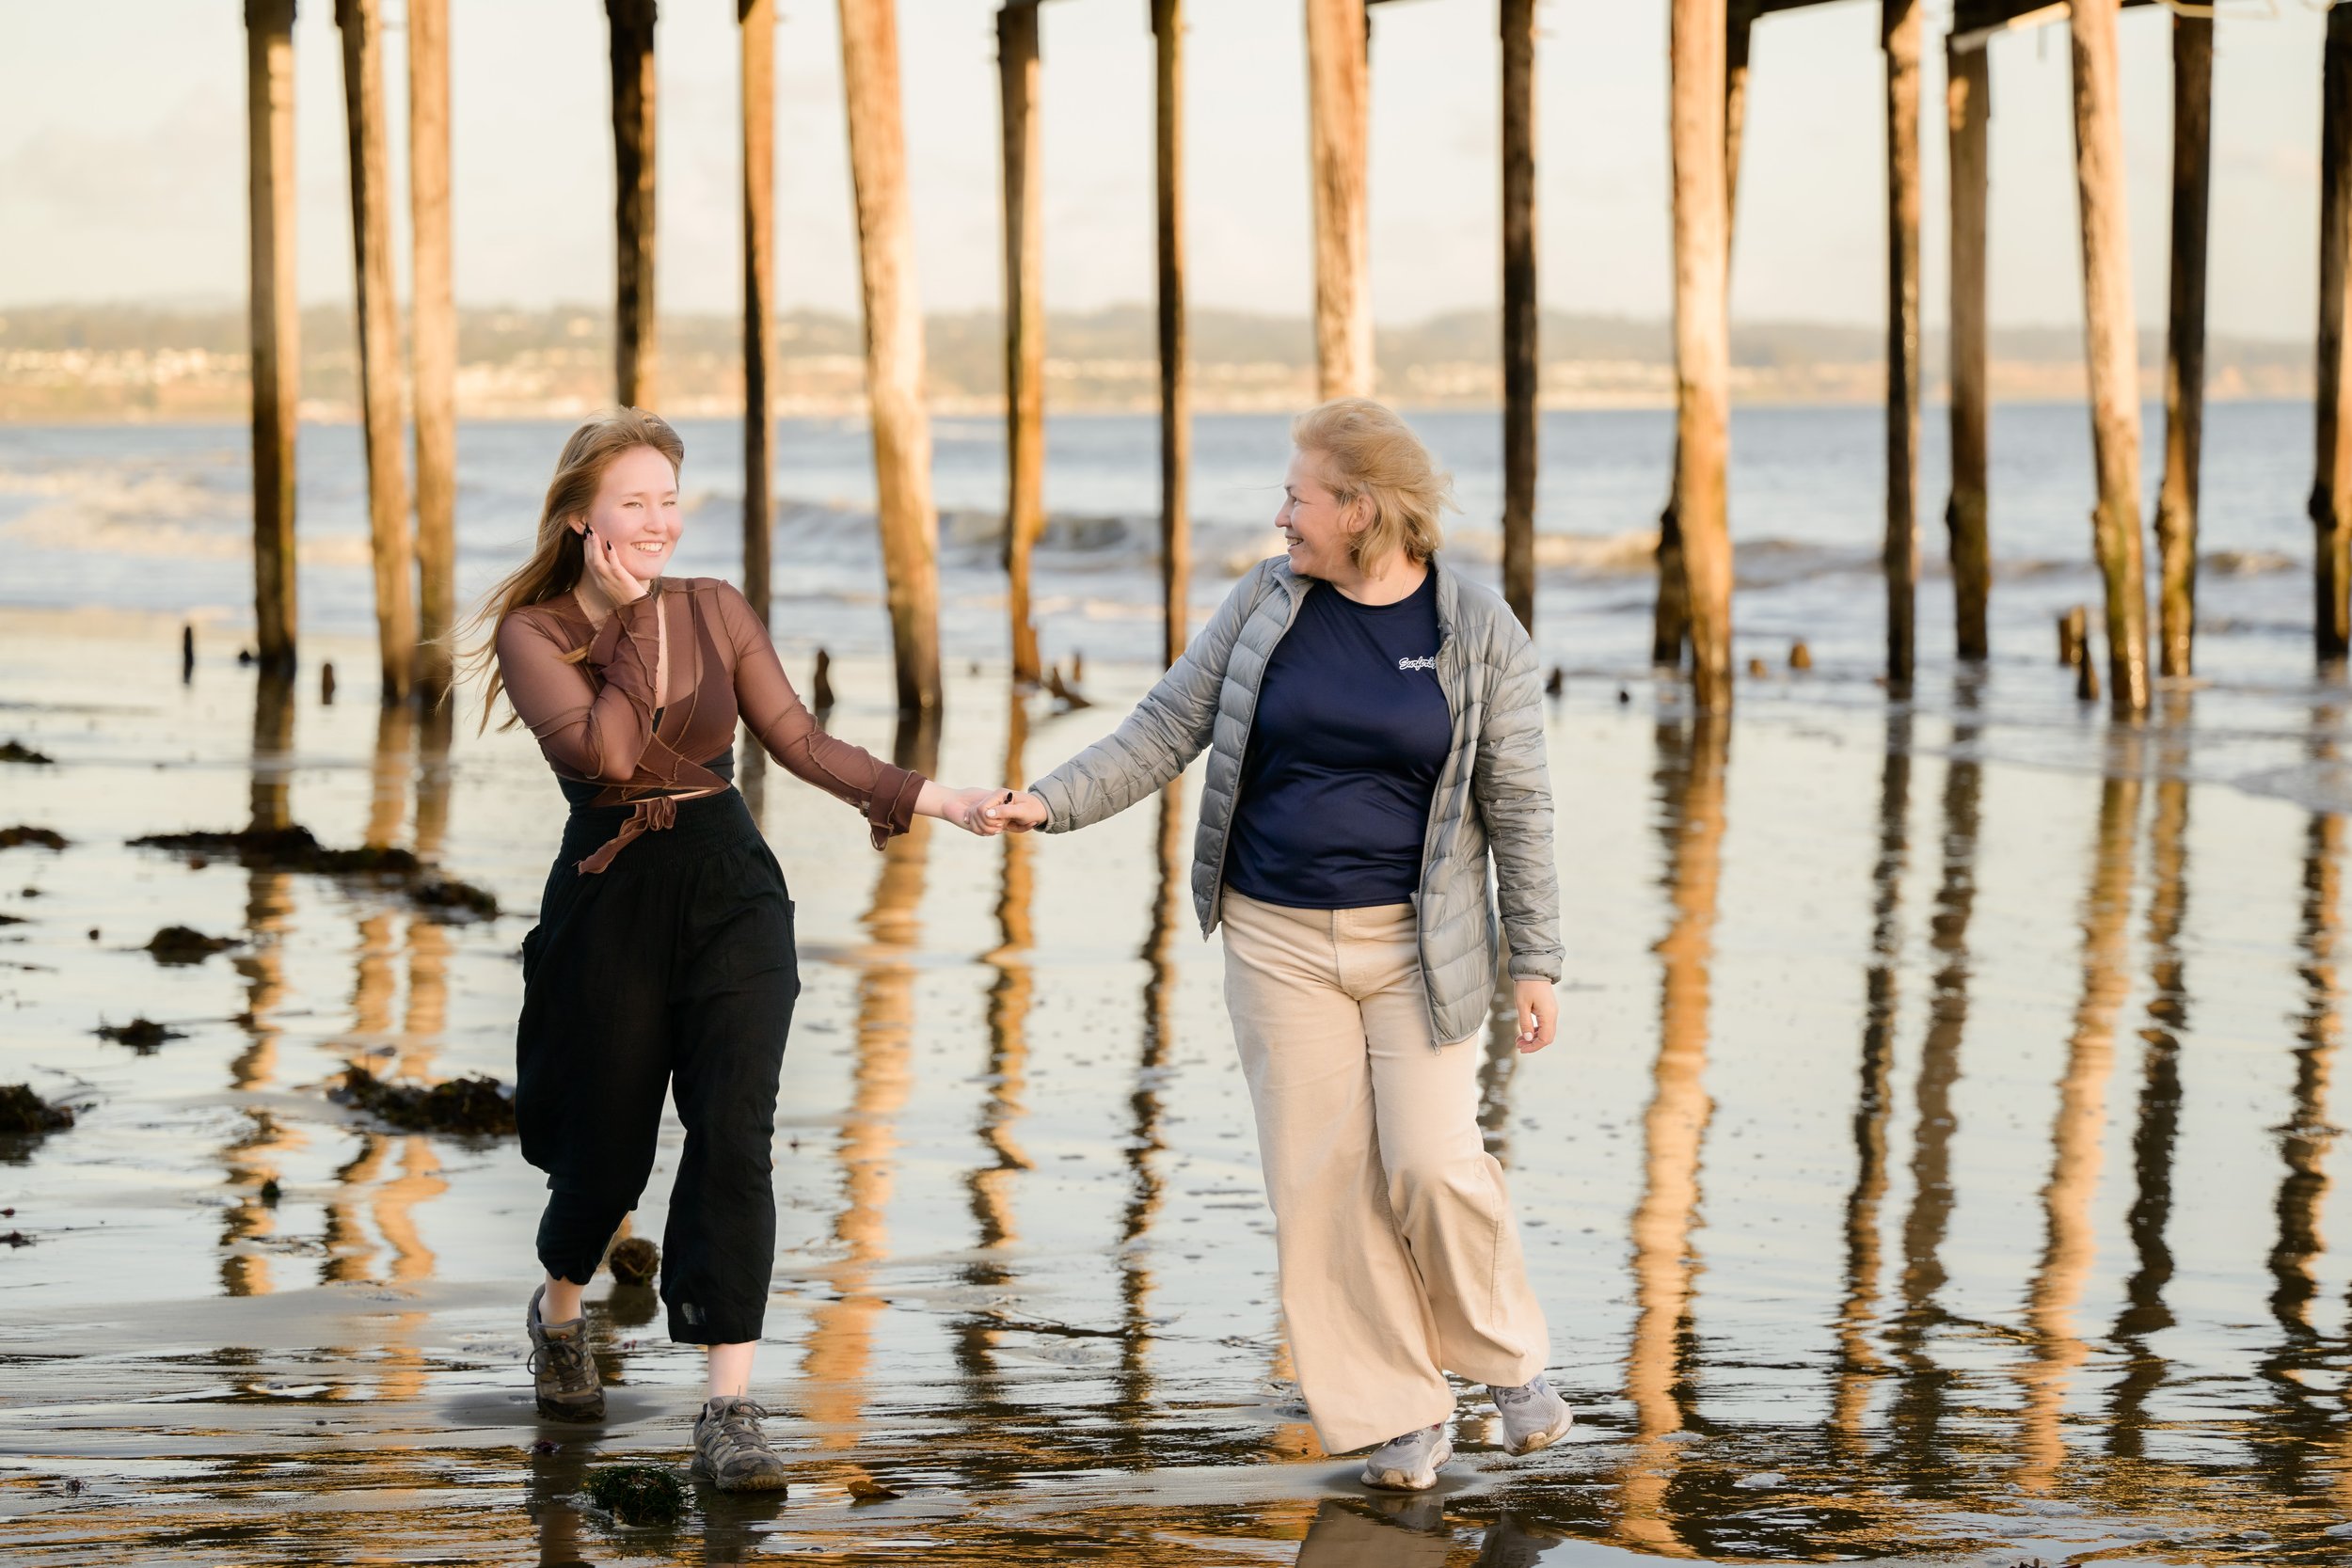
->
[[1492, 1378, 1544, 1408], [704, 1400, 775, 1446], [528, 1334, 591, 1384]]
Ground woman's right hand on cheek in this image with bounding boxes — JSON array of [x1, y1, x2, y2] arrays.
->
[[983, 791, 1049, 832], [579, 526, 647, 605]]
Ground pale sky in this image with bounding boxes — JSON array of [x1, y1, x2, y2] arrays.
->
[[0, 2, 2328, 341]]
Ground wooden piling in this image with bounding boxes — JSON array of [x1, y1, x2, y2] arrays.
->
[[2314, 8, 2352, 663], [409, 0, 455, 697], [1653, 5, 1750, 670], [1670, 0, 1735, 713], [742, 0, 776, 627], [2155, 15, 2211, 679], [1883, 0, 1922, 695], [1305, 0, 1371, 400], [608, 0, 659, 410], [335, 0, 417, 703], [999, 1, 1045, 685], [1501, 0, 1537, 633], [2068, 0, 2151, 717], [1947, 38, 1991, 663], [245, 0, 299, 677], [838, 0, 944, 712], [1152, 0, 1191, 667]]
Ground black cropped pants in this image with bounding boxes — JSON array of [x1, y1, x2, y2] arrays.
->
[[516, 789, 799, 1345]]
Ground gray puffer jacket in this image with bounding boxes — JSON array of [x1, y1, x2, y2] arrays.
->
[[1029, 554, 1562, 1044]]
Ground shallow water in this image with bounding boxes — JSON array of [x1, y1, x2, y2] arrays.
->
[[8, 603, 2352, 1562]]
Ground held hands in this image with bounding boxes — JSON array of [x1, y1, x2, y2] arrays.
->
[[984, 791, 1049, 832], [1513, 978, 1558, 1054], [915, 785, 1048, 837]]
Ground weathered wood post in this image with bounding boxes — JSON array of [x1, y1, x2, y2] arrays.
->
[[839, 0, 944, 712], [1153, 0, 1191, 667], [742, 0, 776, 626], [2154, 14, 2211, 679], [2313, 8, 2352, 663], [1947, 37, 1991, 663], [246, 0, 299, 676], [409, 0, 455, 696], [609, 0, 659, 410], [1671, 0, 1735, 713], [1305, 0, 1372, 400], [1883, 0, 1921, 695], [999, 1, 1046, 685], [1653, 4, 1751, 670], [335, 0, 417, 703], [2069, 0, 2151, 717], [1501, 0, 1537, 632]]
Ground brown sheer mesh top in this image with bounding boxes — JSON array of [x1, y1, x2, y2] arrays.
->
[[496, 577, 925, 872]]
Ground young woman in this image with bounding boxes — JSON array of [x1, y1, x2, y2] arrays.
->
[[463, 408, 1000, 1490], [988, 399, 1570, 1490]]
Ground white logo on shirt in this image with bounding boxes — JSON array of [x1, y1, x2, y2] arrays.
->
[[1397, 655, 1438, 672]]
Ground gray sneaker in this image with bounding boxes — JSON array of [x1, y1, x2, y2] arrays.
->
[[1489, 1374, 1573, 1454], [691, 1396, 789, 1493], [527, 1285, 604, 1422], [1360, 1423, 1453, 1491]]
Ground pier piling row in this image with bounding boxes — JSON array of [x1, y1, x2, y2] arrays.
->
[[242, 0, 2338, 717]]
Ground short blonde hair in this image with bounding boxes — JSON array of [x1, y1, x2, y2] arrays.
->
[[1291, 398, 1454, 569]]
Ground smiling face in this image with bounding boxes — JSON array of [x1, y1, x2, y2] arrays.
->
[[569, 443, 682, 582], [1276, 447, 1366, 581]]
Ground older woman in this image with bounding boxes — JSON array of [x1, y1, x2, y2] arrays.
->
[[988, 398, 1568, 1490]]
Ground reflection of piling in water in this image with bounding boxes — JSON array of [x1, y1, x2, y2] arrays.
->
[[2270, 800, 2341, 1337], [1832, 716, 1910, 1441], [401, 704, 454, 1069], [1618, 716, 1725, 1554], [2109, 701, 2191, 1454], [960, 699, 1037, 1386], [2016, 743, 2141, 1492], [1114, 777, 1186, 1435], [2256, 707, 2344, 1495], [225, 671, 302, 1297], [802, 715, 937, 1453], [1890, 684, 1981, 1470]]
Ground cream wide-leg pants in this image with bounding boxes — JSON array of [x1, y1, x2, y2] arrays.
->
[[1220, 891, 1549, 1455]]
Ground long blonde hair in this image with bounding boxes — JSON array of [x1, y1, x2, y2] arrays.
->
[[1291, 397, 1454, 568], [451, 407, 686, 731]]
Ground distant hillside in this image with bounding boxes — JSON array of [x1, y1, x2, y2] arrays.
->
[[0, 300, 2311, 421]]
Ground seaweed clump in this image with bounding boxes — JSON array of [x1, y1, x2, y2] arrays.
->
[[97, 1018, 186, 1052], [581, 1464, 689, 1526], [129, 825, 499, 921], [146, 926, 240, 964], [0, 1085, 74, 1134], [0, 741, 54, 766], [336, 1064, 516, 1135], [0, 826, 67, 851], [606, 1236, 660, 1287]]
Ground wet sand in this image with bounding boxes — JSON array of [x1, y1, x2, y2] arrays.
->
[[7, 607, 2352, 1563]]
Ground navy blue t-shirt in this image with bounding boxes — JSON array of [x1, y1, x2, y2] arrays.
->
[[1225, 569, 1452, 910]]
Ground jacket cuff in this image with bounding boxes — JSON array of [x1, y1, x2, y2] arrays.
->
[[1025, 775, 1074, 833], [1506, 952, 1564, 984]]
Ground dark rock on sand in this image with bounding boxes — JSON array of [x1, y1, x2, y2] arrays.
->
[[145, 926, 240, 965], [96, 1018, 187, 1051], [581, 1464, 689, 1526], [0, 826, 67, 851], [129, 825, 500, 920], [0, 741, 55, 766], [0, 1085, 74, 1134], [335, 1064, 516, 1135], [606, 1236, 660, 1286]]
